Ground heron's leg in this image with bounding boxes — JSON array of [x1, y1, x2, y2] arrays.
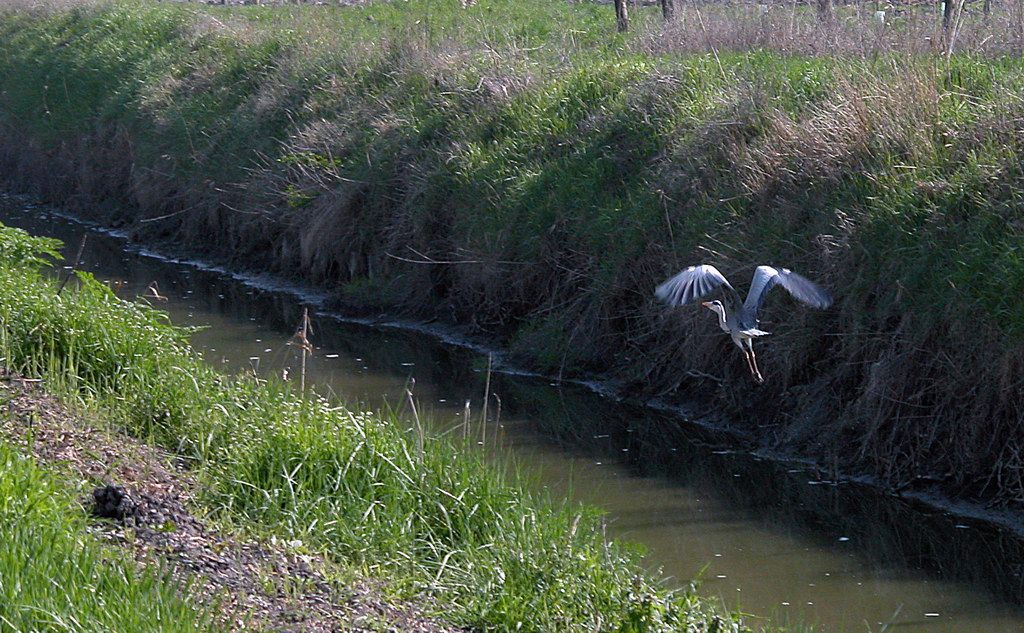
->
[[747, 347, 765, 384], [741, 349, 759, 382]]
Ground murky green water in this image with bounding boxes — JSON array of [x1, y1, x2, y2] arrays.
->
[[4, 194, 1024, 632]]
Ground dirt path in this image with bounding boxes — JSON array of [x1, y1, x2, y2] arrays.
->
[[0, 375, 460, 633]]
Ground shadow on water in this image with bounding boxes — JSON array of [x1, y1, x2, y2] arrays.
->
[[495, 375, 1024, 599], [4, 194, 1024, 631]]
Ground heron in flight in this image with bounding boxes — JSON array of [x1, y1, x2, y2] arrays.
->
[[655, 265, 832, 383]]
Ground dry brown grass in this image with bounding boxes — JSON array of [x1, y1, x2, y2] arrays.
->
[[639, 1, 1024, 56], [739, 72, 940, 197]]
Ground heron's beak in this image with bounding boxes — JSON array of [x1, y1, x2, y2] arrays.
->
[[700, 301, 713, 309]]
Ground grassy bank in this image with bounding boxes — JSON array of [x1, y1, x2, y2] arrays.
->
[[0, 233, 215, 630], [0, 224, 748, 629], [2, 0, 1024, 509], [0, 224, 214, 626]]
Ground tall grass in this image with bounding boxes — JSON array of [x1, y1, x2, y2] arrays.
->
[[3, 0, 1024, 518], [641, 1, 1024, 56], [0, 441, 215, 632], [0, 224, 750, 631]]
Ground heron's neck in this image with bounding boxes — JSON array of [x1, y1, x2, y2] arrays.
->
[[713, 307, 729, 332]]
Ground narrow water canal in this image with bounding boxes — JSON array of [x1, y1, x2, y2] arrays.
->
[[4, 193, 1024, 632]]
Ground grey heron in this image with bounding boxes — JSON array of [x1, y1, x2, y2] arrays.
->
[[655, 265, 832, 383]]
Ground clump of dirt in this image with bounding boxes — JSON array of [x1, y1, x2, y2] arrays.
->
[[0, 375, 459, 633], [91, 483, 137, 520]]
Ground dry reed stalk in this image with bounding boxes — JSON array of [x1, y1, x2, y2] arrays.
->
[[55, 234, 87, 296], [287, 308, 313, 393], [491, 392, 503, 452], [480, 353, 492, 447], [405, 379, 424, 461]]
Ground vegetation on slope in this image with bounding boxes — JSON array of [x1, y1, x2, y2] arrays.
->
[[0, 443, 217, 632], [0, 228, 215, 632], [1, 0, 1024, 508], [0, 232, 200, 633], [0, 223, 747, 629]]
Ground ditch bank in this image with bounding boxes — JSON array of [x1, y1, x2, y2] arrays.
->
[[2, 0, 1024, 513]]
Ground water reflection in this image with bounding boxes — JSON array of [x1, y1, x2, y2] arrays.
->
[[5, 195, 1024, 632]]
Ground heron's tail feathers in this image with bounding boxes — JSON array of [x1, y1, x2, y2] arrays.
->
[[744, 328, 771, 337]]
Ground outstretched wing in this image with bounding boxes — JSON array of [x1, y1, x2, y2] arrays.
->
[[654, 265, 740, 306], [743, 265, 832, 320]]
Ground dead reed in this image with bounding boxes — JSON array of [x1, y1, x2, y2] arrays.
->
[[639, 1, 1024, 56]]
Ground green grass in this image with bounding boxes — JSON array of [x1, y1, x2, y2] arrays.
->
[[0, 230, 215, 630], [0, 441, 215, 632], [0, 224, 750, 630]]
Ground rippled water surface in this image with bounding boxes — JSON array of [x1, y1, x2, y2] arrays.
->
[[4, 195, 1024, 632]]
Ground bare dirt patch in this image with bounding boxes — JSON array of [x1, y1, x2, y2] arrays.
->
[[0, 374, 459, 633]]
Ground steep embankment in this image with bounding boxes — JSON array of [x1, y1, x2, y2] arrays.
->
[[2, 0, 1024, 508]]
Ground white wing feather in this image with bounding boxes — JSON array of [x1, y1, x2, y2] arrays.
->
[[654, 265, 736, 306], [743, 265, 832, 319]]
